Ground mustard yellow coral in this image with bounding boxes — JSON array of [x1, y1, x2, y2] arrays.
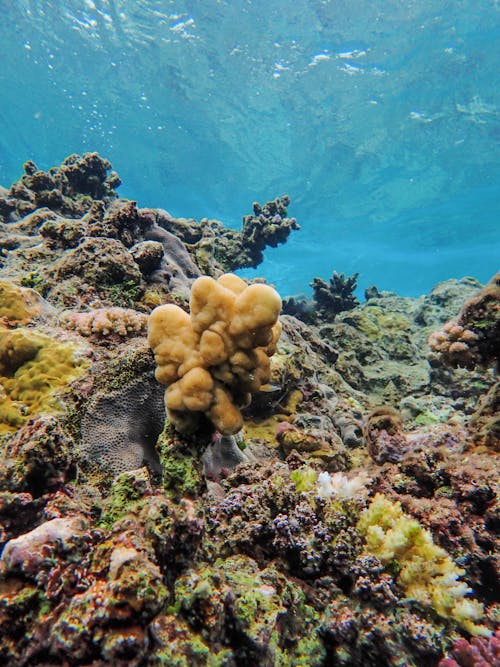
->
[[357, 493, 490, 636], [0, 327, 88, 433], [0, 280, 48, 325], [148, 273, 281, 435]]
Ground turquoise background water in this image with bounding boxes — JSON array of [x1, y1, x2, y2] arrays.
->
[[1, 0, 499, 297]]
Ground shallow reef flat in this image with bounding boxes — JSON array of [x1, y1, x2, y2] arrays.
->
[[0, 153, 498, 667]]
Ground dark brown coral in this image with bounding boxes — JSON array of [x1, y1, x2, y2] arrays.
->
[[311, 270, 360, 322], [365, 406, 408, 464], [0, 152, 120, 221]]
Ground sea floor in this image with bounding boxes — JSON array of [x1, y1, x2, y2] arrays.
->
[[0, 153, 498, 667]]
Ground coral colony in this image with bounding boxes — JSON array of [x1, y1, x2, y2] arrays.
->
[[0, 154, 498, 666]]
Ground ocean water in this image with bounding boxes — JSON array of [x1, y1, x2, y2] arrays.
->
[[0, 0, 499, 298]]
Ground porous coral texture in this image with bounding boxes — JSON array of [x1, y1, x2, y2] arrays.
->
[[60, 307, 147, 340], [148, 273, 282, 435]]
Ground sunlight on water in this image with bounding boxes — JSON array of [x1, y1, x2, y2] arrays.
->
[[1, 0, 499, 295]]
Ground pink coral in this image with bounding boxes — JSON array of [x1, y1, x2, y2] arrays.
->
[[429, 271, 500, 370], [429, 321, 480, 369], [438, 630, 500, 667], [61, 307, 147, 340]]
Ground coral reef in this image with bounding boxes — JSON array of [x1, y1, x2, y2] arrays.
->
[[0, 152, 119, 220], [358, 494, 489, 636], [0, 280, 52, 325], [79, 372, 165, 479], [151, 196, 300, 274], [365, 406, 408, 464], [438, 629, 500, 666], [60, 306, 148, 342], [0, 326, 88, 433], [282, 271, 359, 325], [0, 153, 498, 666]]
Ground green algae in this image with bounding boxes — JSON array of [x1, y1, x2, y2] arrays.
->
[[290, 466, 317, 493], [99, 468, 151, 528], [411, 410, 442, 427], [156, 427, 205, 499], [173, 555, 326, 664], [107, 278, 143, 307], [153, 632, 233, 667]]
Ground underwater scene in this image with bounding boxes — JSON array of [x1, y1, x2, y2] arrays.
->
[[0, 1, 499, 666]]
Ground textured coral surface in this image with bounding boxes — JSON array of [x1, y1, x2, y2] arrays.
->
[[0, 154, 498, 667]]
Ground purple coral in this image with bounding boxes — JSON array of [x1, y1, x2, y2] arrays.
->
[[438, 630, 500, 667]]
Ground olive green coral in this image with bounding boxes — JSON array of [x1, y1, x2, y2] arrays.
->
[[357, 494, 490, 636], [0, 327, 88, 433]]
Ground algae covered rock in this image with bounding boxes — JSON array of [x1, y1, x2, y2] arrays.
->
[[171, 554, 325, 666], [0, 415, 76, 496]]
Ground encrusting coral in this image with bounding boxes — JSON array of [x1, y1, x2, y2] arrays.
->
[[0, 327, 88, 433], [60, 307, 147, 340], [148, 273, 282, 435], [0, 280, 51, 325]]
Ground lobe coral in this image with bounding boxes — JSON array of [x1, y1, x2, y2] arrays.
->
[[148, 273, 281, 435]]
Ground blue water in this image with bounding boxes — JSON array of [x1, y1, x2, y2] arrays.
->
[[1, 0, 499, 297]]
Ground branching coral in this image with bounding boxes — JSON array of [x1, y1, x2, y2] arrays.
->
[[358, 494, 490, 636], [282, 271, 360, 325], [238, 196, 300, 267], [438, 629, 500, 666], [148, 273, 281, 435], [316, 470, 371, 500], [153, 196, 299, 273], [311, 270, 359, 321]]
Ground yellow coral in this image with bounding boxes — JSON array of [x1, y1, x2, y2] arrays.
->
[[148, 273, 281, 435], [0, 327, 88, 433], [358, 494, 490, 636], [0, 280, 48, 325]]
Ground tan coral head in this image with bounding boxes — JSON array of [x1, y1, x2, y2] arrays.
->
[[148, 273, 282, 435]]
